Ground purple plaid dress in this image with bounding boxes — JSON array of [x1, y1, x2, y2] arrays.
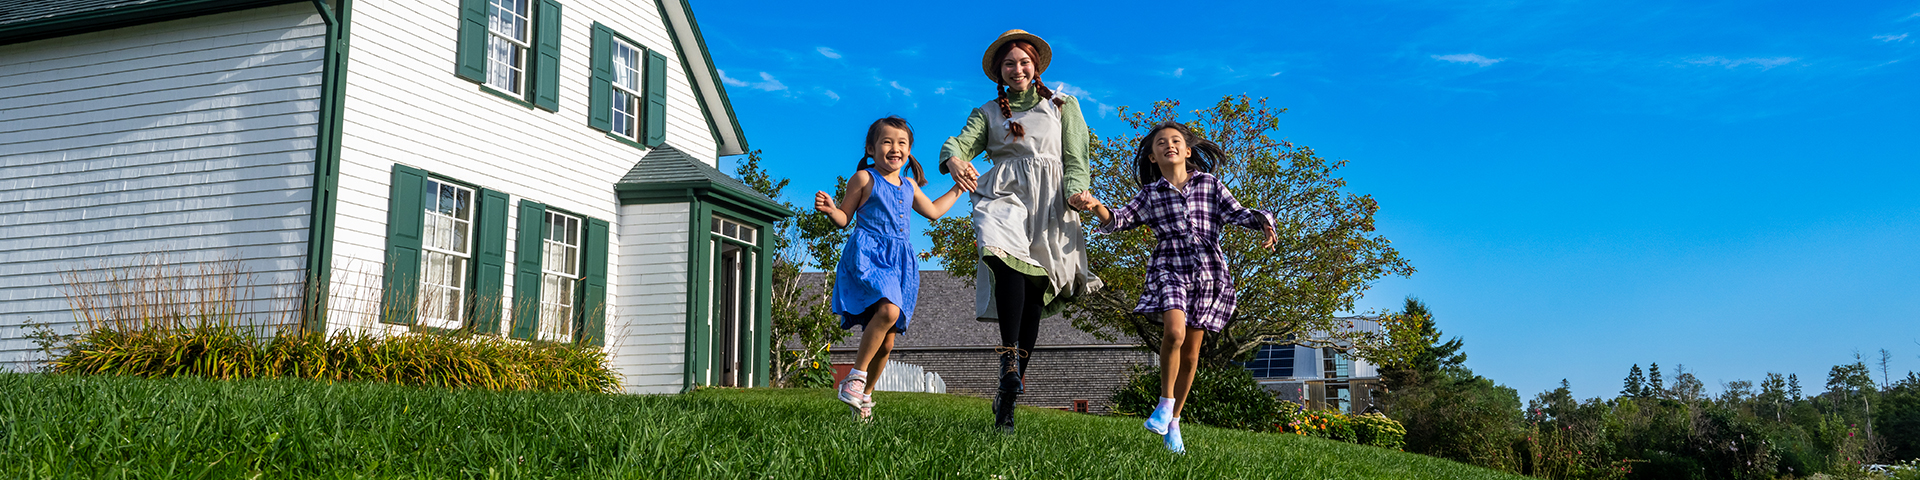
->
[[1098, 172, 1274, 332]]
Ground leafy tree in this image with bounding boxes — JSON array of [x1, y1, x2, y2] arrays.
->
[[1669, 365, 1704, 404], [924, 95, 1413, 363], [1623, 364, 1645, 398], [1759, 372, 1791, 422], [1789, 373, 1803, 400], [733, 151, 847, 387]]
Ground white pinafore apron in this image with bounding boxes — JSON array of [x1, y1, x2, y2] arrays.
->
[[970, 96, 1104, 321]]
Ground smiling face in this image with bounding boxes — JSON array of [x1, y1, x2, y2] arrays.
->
[[867, 124, 913, 176], [1149, 127, 1189, 169], [998, 43, 1036, 92]]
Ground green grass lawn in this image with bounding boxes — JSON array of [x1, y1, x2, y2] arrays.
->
[[0, 373, 1525, 479]]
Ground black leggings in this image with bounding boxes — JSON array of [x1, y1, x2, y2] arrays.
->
[[986, 257, 1042, 373]]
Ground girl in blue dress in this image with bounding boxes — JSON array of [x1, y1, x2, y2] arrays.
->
[[815, 116, 966, 422]]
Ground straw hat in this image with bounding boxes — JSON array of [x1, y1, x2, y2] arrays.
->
[[981, 29, 1051, 84]]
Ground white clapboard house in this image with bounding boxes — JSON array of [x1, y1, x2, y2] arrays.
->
[[0, 0, 787, 393]]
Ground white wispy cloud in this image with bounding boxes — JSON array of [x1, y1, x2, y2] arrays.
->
[[1874, 33, 1909, 42], [889, 80, 912, 96], [721, 71, 787, 91], [1686, 56, 1798, 70], [1269, 71, 1283, 76], [1173, 67, 1185, 78], [718, 69, 747, 87], [817, 47, 842, 59], [1432, 53, 1504, 67], [933, 87, 950, 95], [1051, 81, 1116, 118], [824, 90, 841, 101]]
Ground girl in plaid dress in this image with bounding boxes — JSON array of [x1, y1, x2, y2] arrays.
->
[[1082, 121, 1277, 452]]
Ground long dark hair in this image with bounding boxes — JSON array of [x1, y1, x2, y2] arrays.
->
[[1133, 121, 1226, 186], [855, 116, 928, 187], [993, 40, 1066, 141]]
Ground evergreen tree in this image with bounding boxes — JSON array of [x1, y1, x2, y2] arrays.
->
[[1647, 362, 1664, 398], [1789, 373, 1802, 400], [1623, 364, 1645, 398]]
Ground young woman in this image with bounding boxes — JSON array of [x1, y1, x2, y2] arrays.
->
[[939, 29, 1103, 432]]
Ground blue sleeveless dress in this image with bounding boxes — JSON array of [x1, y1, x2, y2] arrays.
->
[[830, 169, 920, 332]]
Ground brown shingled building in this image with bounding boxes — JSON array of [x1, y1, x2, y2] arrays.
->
[[805, 271, 1153, 415]]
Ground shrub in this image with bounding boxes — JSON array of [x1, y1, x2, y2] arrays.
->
[[1352, 412, 1409, 450], [52, 327, 618, 393], [46, 256, 617, 393], [1112, 364, 1288, 432]]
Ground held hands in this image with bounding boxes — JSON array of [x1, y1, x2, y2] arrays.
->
[[1261, 224, 1278, 250], [1068, 192, 1101, 212], [946, 157, 979, 192]]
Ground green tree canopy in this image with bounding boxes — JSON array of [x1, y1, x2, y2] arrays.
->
[[925, 95, 1413, 363]]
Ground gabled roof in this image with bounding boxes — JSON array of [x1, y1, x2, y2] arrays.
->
[[654, 0, 747, 156], [616, 143, 789, 219], [0, 0, 299, 46]]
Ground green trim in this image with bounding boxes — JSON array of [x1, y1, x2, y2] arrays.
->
[[605, 132, 650, 151], [471, 188, 511, 335], [453, 0, 486, 81], [480, 85, 539, 109], [615, 181, 788, 223], [651, 0, 746, 154], [578, 217, 609, 347], [510, 199, 547, 341], [0, 0, 305, 46], [301, 0, 350, 333], [530, 0, 562, 111], [684, 201, 712, 392], [754, 232, 772, 387], [380, 164, 428, 326], [703, 203, 770, 388]]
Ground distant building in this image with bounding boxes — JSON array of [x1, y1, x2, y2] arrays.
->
[[1243, 317, 1384, 413]]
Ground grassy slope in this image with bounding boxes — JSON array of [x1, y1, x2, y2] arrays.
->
[[0, 373, 1524, 479]]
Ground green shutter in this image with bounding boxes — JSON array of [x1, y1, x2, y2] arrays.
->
[[470, 189, 510, 334], [643, 50, 668, 146], [531, 0, 562, 111], [511, 200, 547, 340], [454, 0, 488, 82], [578, 218, 609, 346], [587, 23, 612, 131], [381, 165, 429, 325]]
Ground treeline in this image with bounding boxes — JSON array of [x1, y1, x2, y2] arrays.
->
[[1366, 298, 1920, 479]]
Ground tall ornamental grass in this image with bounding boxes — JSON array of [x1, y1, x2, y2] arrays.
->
[[41, 257, 617, 393]]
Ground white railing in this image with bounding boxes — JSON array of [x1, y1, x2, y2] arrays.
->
[[873, 359, 946, 393]]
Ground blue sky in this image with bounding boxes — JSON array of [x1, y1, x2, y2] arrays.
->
[[700, 0, 1920, 400]]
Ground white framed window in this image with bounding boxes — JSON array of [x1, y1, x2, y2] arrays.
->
[[419, 180, 475, 330], [485, 0, 532, 94], [538, 211, 582, 341], [609, 39, 643, 140], [710, 216, 758, 244]]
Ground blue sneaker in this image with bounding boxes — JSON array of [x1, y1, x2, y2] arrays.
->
[[1143, 403, 1173, 435], [1164, 420, 1186, 454]]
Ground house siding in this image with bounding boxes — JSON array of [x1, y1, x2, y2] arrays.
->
[[612, 202, 690, 393], [0, 4, 325, 371], [325, 0, 718, 338]]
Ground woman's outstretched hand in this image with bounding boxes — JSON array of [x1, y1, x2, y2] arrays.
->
[[946, 157, 979, 192]]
